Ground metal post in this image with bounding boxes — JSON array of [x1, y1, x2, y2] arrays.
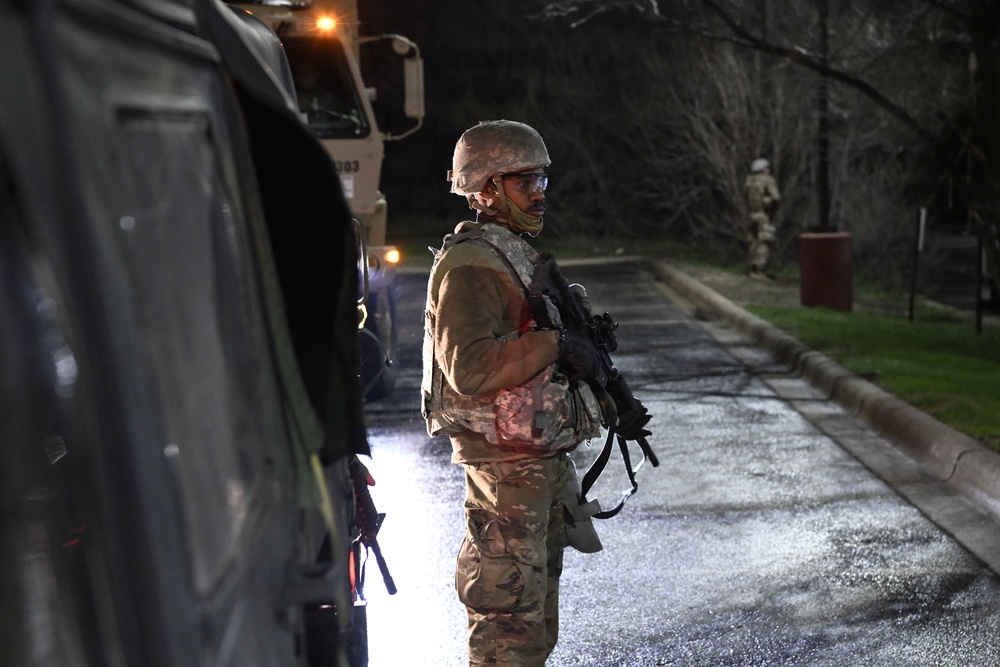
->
[[817, 0, 831, 232], [908, 207, 925, 322], [976, 232, 984, 334]]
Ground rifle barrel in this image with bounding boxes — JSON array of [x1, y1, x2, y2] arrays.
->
[[370, 538, 397, 595], [637, 436, 659, 468]]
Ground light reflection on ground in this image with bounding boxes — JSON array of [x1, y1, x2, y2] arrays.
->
[[363, 429, 468, 667], [358, 267, 1000, 666]]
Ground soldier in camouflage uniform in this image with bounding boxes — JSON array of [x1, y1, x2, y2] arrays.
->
[[421, 121, 604, 666], [744, 157, 782, 280]]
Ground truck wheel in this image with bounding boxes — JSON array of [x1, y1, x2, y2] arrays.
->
[[304, 603, 368, 667], [364, 285, 397, 400], [346, 605, 368, 666]]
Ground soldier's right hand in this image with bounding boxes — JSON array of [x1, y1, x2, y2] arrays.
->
[[558, 328, 600, 383], [616, 403, 652, 441]]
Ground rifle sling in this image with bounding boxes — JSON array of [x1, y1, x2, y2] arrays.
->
[[579, 427, 640, 520]]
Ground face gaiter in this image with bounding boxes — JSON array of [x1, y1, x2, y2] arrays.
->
[[468, 177, 544, 236], [505, 196, 544, 237]]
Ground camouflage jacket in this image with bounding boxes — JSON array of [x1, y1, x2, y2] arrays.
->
[[421, 221, 601, 463], [744, 172, 781, 215]]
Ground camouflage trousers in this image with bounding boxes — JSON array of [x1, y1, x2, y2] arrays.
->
[[457, 453, 568, 666], [746, 212, 776, 272]]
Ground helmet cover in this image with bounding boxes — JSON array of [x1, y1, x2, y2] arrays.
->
[[450, 120, 550, 195]]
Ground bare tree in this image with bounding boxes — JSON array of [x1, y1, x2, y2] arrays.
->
[[535, 0, 999, 288]]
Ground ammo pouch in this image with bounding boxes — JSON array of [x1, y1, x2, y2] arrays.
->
[[494, 365, 569, 448], [493, 365, 602, 451], [426, 364, 602, 453]]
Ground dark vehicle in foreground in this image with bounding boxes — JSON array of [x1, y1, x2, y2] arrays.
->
[[1, 0, 376, 664]]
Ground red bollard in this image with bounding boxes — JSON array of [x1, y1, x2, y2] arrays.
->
[[800, 232, 853, 312]]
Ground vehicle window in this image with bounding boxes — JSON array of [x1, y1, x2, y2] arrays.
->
[[111, 111, 263, 596], [282, 34, 371, 139]]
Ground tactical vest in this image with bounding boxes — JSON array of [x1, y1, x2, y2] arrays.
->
[[421, 222, 601, 452], [745, 173, 778, 213]]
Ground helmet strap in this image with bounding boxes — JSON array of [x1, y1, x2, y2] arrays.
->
[[468, 176, 511, 221], [467, 177, 542, 236], [467, 194, 498, 218]]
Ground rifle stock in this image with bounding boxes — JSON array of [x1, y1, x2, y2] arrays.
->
[[349, 456, 397, 595]]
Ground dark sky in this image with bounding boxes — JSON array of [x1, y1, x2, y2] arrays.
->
[[357, 1, 550, 225]]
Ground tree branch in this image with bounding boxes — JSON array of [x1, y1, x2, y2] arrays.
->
[[922, 0, 971, 25], [694, 0, 939, 145]]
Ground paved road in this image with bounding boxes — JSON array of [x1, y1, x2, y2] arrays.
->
[[361, 260, 1000, 667]]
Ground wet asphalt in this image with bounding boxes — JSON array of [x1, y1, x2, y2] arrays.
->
[[361, 259, 1000, 667]]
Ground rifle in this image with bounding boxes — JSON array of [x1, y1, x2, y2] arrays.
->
[[349, 456, 397, 596], [528, 253, 657, 517]]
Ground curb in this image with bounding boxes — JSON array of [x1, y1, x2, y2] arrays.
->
[[647, 259, 1000, 523]]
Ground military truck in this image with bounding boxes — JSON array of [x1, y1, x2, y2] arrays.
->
[[1, 1, 382, 665], [230, 0, 426, 399]]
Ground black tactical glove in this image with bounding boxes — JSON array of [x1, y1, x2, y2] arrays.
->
[[558, 328, 600, 383], [616, 403, 652, 441]]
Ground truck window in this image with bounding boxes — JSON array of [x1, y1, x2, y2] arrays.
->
[[282, 34, 371, 139], [111, 110, 264, 597]]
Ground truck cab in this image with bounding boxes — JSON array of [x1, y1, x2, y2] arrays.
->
[[231, 0, 425, 399]]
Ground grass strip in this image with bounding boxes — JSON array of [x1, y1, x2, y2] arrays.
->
[[749, 305, 1000, 450]]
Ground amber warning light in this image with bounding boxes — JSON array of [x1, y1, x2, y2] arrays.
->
[[315, 16, 336, 32]]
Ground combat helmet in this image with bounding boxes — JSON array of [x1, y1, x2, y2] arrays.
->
[[751, 158, 770, 173], [449, 120, 550, 195]]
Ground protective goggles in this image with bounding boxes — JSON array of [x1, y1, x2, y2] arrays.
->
[[500, 172, 549, 194]]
